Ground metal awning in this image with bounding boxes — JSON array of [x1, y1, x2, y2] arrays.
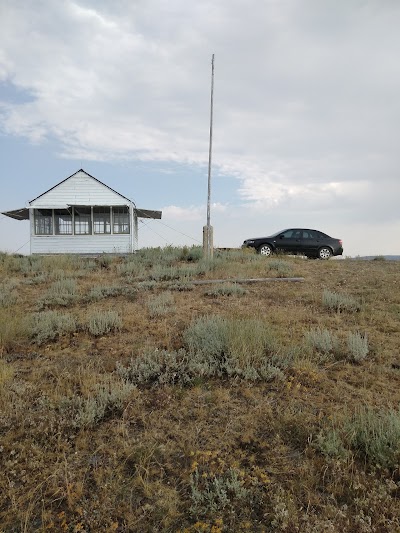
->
[[1, 208, 30, 220], [135, 208, 162, 220], [2, 207, 162, 220]]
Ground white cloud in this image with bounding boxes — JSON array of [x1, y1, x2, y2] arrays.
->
[[162, 202, 227, 221], [0, 0, 400, 255], [162, 205, 203, 221]]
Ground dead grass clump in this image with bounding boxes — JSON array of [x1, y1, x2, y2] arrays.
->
[[0, 309, 30, 353], [0, 359, 14, 389]]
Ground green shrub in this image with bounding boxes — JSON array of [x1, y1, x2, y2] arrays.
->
[[135, 280, 157, 291], [116, 260, 146, 278], [60, 376, 135, 428], [148, 265, 197, 282], [0, 282, 19, 307], [147, 292, 175, 317], [39, 278, 78, 307], [183, 315, 282, 381], [267, 259, 293, 277], [117, 331, 285, 386], [346, 406, 400, 467], [315, 406, 400, 468], [190, 468, 249, 519], [315, 428, 348, 459], [322, 289, 361, 313], [184, 315, 228, 365], [225, 317, 278, 366], [24, 273, 48, 285], [85, 310, 122, 336], [304, 328, 339, 359], [87, 285, 137, 302], [116, 349, 192, 386], [204, 283, 246, 297], [167, 282, 195, 292], [1, 254, 45, 275], [347, 331, 369, 362], [30, 311, 78, 344], [96, 254, 113, 269], [180, 246, 203, 262]]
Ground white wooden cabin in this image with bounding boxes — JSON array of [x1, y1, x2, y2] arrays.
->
[[2, 169, 162, 254]]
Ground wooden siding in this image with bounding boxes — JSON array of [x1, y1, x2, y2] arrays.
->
[[30, 234, 132, 254], [30, 171, 130, 208]]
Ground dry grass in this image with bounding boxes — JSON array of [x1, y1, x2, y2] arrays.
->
[[1, 249, 400, 531]]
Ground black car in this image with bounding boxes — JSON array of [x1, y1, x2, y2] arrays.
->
[[242, 228, 343, 259]]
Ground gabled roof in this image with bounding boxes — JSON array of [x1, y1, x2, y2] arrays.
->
[[29, 169, 135, 206], [2, 169, 162, 221]]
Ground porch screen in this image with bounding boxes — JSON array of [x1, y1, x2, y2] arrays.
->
[[93, 207, 111, 234], [74, 207, 92, 235], [34, 209, 53, 235], [55, 209, 72, 235], [113, 206, 130, 234]]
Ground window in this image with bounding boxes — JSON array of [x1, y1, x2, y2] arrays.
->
[[74, 207, 92, 235], [54, 209, 72, 235], [93, 207, 111, 234], [281, 230, 295, 238], [113, 206, 130, 234], [34, 209, 53, 235]]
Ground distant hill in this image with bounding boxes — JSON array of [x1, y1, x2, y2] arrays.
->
[[357, 255, 400, 261]]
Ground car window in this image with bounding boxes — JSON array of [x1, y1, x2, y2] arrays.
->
[[281, 230, 295, 238], [303, 230, 315, 239]]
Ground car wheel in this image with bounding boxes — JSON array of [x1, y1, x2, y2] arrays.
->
[[258, 244, 273, 256], [318, 247, 332, 260]]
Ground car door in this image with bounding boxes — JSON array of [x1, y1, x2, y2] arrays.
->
[[301, 229, 318, 255], [275, 229, 300, 253]]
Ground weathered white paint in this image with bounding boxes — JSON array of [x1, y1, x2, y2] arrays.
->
[[30, 232, 132, 254], [30, 170, 130, 208]]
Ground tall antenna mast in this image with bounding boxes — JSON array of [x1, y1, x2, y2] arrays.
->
[[203, 53, 215, 259]]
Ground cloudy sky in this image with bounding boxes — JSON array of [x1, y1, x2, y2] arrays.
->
[[1, 0, 399, 256]]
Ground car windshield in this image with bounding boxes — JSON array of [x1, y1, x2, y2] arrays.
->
[[270, 229, 290, 237]]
